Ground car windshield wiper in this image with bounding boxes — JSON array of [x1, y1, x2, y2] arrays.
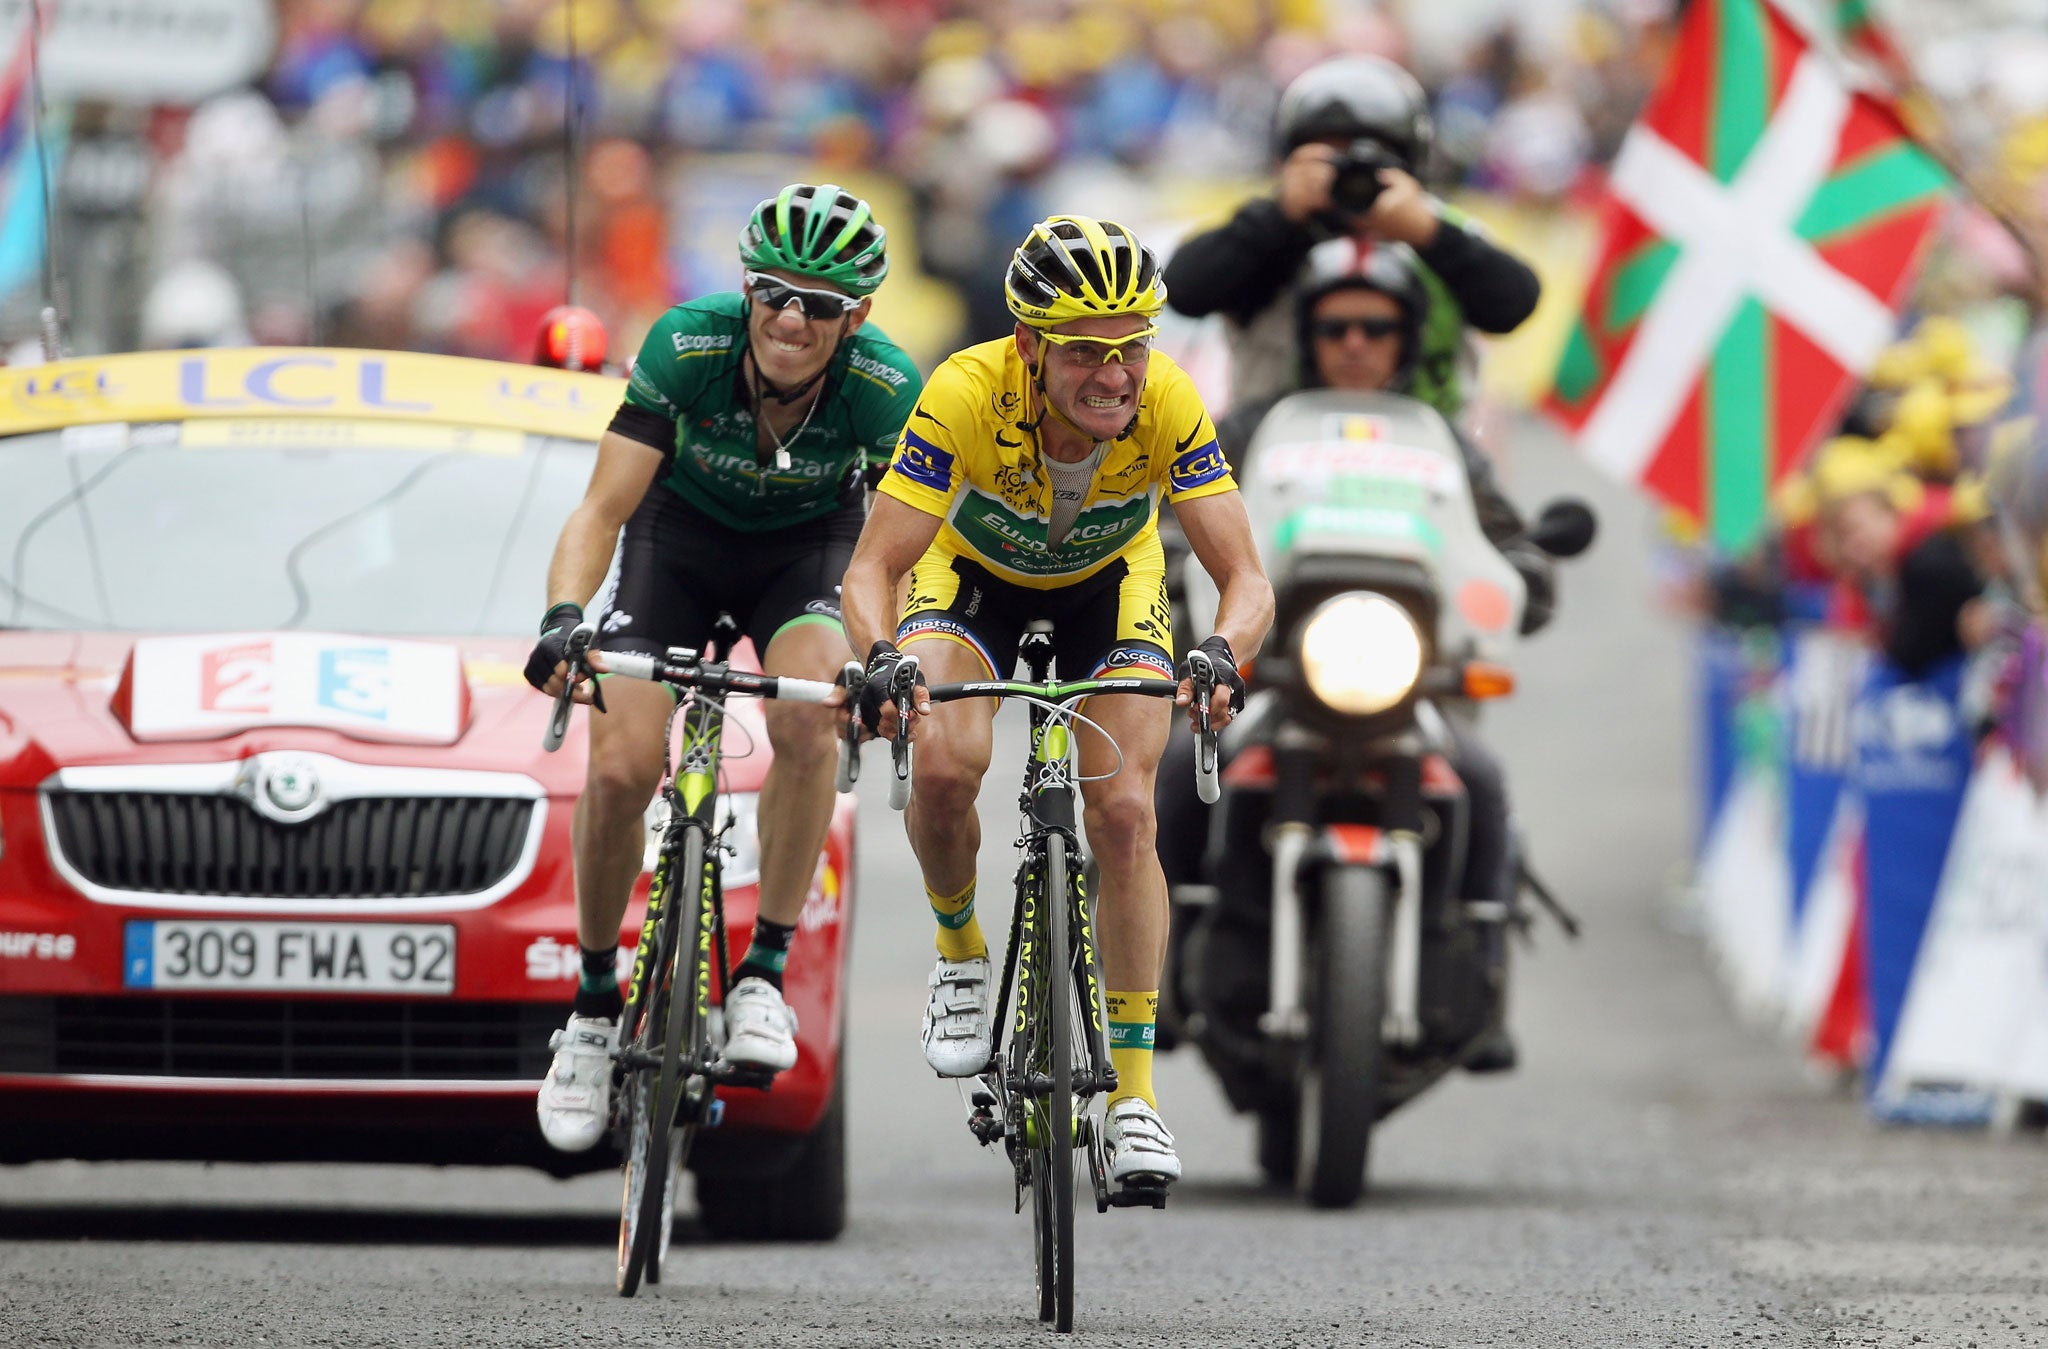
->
[[5, 439, 144, 628], [277, 454, 456, 629], [471, 437, 553, 634]]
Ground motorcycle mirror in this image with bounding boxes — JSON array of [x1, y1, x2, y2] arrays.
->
[[1529, 498, 1598, 558]]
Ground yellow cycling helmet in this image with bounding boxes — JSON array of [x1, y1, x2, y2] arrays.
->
[[1004, 215, 1167, 328]]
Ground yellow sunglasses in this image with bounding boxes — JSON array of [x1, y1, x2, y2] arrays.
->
[[1033, 325, 1160, 367]]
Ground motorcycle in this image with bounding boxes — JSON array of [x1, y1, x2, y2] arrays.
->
[[1172, 390, 1594, 1208]]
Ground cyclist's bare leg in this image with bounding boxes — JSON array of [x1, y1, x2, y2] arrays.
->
[[1077, 690, 1180, 1175], [898, 636, 996, 897], [573, 675, 673, 950], [541, 671, 670, 1152], [754, 620, 854, 927], [1075, 691, 1171, 990]]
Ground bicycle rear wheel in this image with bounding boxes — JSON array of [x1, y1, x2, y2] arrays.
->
[[1029, 831, 1076, 1333]]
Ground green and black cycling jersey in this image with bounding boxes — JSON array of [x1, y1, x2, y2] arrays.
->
[[609, 292, 924, 531]]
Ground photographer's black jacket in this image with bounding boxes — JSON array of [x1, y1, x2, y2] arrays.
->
[[1166, 198, 1540, 331], [1164, 198, 1543, 412]]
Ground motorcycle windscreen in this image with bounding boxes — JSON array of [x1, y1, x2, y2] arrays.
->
[[1182, 390, 1526, 665]]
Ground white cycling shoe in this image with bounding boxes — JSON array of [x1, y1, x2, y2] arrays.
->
[[1104, 1098, 1182, 1185], [722, 977, 798, 1073], [922, 956, 993, 1077], [537, 1013, 617, 1153]]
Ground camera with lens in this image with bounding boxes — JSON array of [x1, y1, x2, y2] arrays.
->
[[1328, 138, 1407, 219]]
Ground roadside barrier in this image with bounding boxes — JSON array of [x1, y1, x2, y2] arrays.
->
[[1691, 623, 2042, 1124]]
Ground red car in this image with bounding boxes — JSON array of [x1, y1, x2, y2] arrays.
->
[[0, 348, 855, 1231]]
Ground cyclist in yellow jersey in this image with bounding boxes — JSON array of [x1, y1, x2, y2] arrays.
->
[[842, 216, 1273, 1188]]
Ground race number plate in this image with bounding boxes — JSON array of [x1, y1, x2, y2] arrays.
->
[[123, 921, 456, 994]]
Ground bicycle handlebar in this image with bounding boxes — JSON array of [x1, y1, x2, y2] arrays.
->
[[597, 648, 839, 703], [884, 668, 1218, 812]]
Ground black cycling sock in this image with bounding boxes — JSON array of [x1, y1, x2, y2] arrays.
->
[[734, 917, 796, 993], [573, 944, 623, 1021]]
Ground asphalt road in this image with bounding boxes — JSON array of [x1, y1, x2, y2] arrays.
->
[[6, 420, 2048, 1348]]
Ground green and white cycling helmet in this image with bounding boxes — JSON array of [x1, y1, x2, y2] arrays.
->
[[738, 183, 889, 297]]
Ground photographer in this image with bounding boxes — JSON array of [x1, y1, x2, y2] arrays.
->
[[1164, 55, 1541, 417]]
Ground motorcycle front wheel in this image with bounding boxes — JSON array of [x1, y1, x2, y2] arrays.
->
[[1298, 862, 1388, 1209]]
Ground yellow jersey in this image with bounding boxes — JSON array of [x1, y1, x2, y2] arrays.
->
[[877, 337, 1236, 589]]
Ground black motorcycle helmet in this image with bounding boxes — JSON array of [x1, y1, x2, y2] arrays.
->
[[1294, 240, 1428, 390], [1273, 55, 1433, 174]]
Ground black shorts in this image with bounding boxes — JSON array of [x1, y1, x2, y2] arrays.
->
[[596, 490, 860, 660], [896, 536, 1175, 681]]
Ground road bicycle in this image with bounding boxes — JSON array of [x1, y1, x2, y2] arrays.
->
[[874, 626, 1218, 1333], [543, 616, 858, 1295]]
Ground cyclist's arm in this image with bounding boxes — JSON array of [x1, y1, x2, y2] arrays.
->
[[843, 493, 945, 662], [545, 428, 664, 613], [1173, 489, 1275, 665]]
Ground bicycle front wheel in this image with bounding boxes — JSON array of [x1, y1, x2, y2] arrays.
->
[[1029, 831, 1076, 1333], [617, 841, 676, 1296], [618, 827, 711, 1295]]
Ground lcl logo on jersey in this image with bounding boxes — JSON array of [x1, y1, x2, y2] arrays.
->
[[894, 431, 954, 490], [1168, 439, 1228, 492]]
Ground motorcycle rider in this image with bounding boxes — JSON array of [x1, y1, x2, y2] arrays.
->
[[842, 215, 1274, 1187], [525, 184, 924, 1153], [1158, 238, 1553, 1071], [1163, 53, 1541, 418]]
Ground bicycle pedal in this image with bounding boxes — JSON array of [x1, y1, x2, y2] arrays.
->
[[713, 1063, 778, 1091], [1106, 1181, 1169, 1210]]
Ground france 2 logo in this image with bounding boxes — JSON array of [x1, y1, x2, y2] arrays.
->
[[200, 641, 274, 713]]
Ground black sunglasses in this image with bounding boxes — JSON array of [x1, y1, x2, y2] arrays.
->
[[744, 271, 861, 321], [1311, 315, 1403, 341]]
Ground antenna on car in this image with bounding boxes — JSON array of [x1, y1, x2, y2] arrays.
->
[[25, 0, 64, 360], [299, 160, 320, 345], [561, 0, 581, 307]]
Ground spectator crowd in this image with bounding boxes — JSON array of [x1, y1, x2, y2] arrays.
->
[[113, 0, 1689, 366]]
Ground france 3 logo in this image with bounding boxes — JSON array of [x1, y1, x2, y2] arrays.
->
[[894, 431, 955, 491], [1168, 438, 1228, 493]]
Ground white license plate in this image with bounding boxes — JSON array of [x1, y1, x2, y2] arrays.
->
[[123, 921, 456, 994]]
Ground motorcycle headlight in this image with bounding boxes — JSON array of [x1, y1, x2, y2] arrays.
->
[[641, 792, 761, 889], [1298, 591, 1425, 716]]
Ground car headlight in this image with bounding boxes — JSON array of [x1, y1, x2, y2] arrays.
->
[[1298, 591, 1425, 716], [643, 791, 762, 889]]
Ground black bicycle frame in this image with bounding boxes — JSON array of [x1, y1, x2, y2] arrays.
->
[[984, 629, 1116, 1104]]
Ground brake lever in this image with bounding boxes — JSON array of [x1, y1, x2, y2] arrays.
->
[[575, 628, 608, 716], [887, 652, 919, 811], [1187, 649, 1219, 804], [542, 621, 601, 753], [834, 661, 864, 792]]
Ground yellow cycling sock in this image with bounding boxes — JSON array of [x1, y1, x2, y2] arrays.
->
[[1106, 990, 1159, 1108], [928, 878, 986, 963]]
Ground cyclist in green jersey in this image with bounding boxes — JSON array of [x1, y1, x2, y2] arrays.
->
[[525, 184, 924, 1153]]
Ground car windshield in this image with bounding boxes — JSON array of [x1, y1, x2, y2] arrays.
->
[[0, 421, 596, 636]]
